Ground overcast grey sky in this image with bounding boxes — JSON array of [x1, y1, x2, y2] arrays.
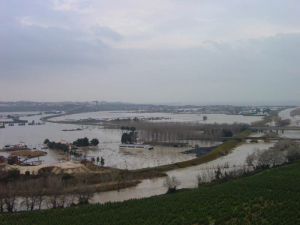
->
[[1, 0, 300, 104]]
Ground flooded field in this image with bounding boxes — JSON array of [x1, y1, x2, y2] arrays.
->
[[0, 113, 221, 169], [51, 111, 263, 124], [3, 108, 300, 210]]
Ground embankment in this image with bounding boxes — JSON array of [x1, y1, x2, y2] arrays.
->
[[133, 130, 252, 173]]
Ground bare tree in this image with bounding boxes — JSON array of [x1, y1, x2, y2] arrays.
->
[[75, 183, 94, 204], [256, 149, 272, 168], [74, 173, 94, 204], [163, 176, 181, 193], [46, 175, 63, 209], [245, 150, 257, 169], [276, 118, 291, 126], [286, 144, 300, 162], [21, 179, 42, 211], [196, 173, 204, 187], [275, 140, 294, 151], [36, 178, 46, 210], [268, 147, 286, 166], [0, 183, 6, 212], [4, 182, 20, 212]]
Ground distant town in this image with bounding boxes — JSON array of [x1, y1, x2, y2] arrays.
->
[[0, 101, 292, 116]]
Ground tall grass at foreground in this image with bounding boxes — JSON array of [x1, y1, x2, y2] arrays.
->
[[2, 160, 300, 224]]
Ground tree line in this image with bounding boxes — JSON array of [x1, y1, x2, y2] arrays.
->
[[44, 138, 99, 148], [0, 165, 138, 213], [0, 173, 94, 212], [104, 121, 247, 142], [246, 140, 300, 169]]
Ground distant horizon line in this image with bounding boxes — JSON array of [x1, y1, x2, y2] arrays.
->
[[0, 100, 299, 107]]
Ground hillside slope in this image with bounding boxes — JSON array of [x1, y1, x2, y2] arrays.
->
[[2, 161, 300, 224]]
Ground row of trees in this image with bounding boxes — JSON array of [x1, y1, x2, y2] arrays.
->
[[117, 122, 246, 142], [44, 138, 100, 148], [120, 126, 136, 133], [246, 140, 300, 169], [0, 175, 94, 212], [164, 140, 300, 194], [275, 118, 291, 126]]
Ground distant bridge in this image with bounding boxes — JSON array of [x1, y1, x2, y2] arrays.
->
[[248, 126, 300, 131], [234, 136, 300, 143]]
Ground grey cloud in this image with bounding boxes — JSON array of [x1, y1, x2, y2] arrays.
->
[[91, 26, 123, 41], [0, 24, 112, 79], [1, 0, 300, 103]]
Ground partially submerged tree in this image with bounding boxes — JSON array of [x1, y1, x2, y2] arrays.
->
[[46, 175, 63, 209], [74, 173, 94, 204], [276, 118, 291, 126], [163, 176, 181, 193], [245, 150, 257, 169], [73, 137, 90, 147], [245, 147, 286, 169], [286, 144, 300, 162], [21, 179, 41, 211], [90, 138, 99, 146], [0, 183, 5, 212], [75, 184, 94, 205], [4, 182, 20, 212]]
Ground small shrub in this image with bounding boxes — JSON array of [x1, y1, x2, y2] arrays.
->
[[62, 173, 73, 180], [8, 169, 20, 178]]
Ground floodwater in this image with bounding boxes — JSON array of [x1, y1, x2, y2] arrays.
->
[[0, 108, 297, 169], [51, 111, 263, 124], [92, 142, 275, 204], [278, 107, 300, 126], [0, 113, 220, 169], [3, 108, 300, 210]]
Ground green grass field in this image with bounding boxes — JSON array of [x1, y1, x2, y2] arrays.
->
[[2, 161, 300, 225]]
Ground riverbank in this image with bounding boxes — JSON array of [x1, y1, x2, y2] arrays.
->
[[2, 160, 300, 224]]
